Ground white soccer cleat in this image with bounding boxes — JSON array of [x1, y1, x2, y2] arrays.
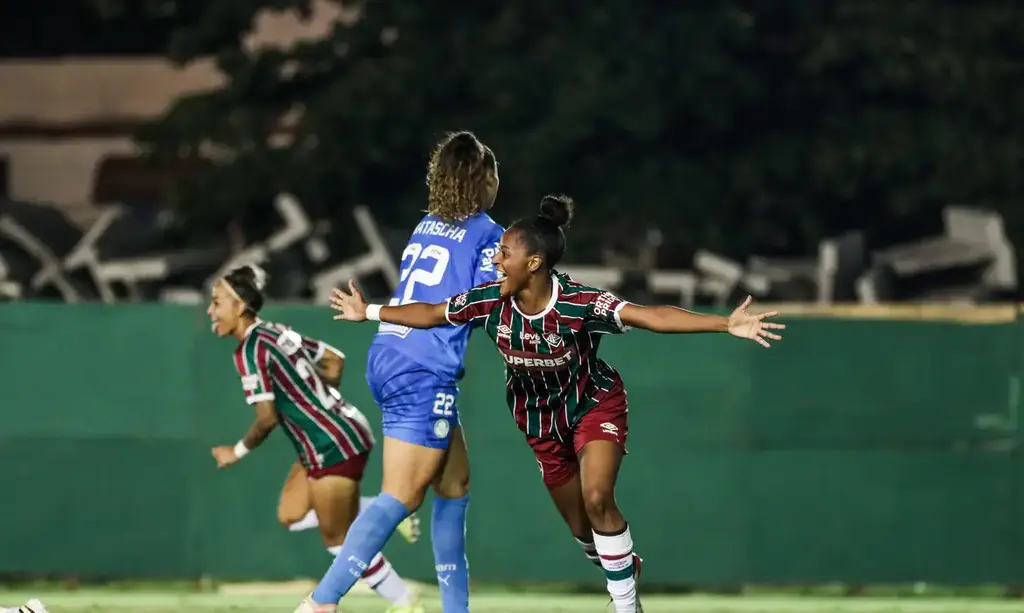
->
[[293, 594, 338, 613], [18, 600, 47, 613], [396, 511, 421, 544]]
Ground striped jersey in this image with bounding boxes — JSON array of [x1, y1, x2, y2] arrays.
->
[[233, 320, 374, 471], [445, 273, 629, 440]]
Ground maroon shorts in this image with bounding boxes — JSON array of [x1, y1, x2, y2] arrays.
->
[[306, 451, 371, 481], [526, 381, 629, 489]]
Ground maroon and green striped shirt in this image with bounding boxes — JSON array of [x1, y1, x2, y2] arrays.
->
[[233, 320, 374, 470], [445, 274, 629, 440]]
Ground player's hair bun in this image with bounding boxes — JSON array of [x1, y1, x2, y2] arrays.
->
[[537, 194, 574, 229], [245, 264, 268, 291]]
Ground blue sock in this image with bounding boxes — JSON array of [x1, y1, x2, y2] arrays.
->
[[432, 494, 471, 613], [311, 493, 409, 604]]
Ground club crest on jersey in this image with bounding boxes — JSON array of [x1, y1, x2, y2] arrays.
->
[[543, 332, 563, 347]]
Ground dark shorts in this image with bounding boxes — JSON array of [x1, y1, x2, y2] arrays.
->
[[307, 451, 371, 481], [526, 381, 629, 489]]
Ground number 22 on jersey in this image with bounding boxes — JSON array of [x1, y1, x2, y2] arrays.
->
[[379, 242, 451, 337]]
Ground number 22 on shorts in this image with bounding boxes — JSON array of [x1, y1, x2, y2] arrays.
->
[[432, 392, 455, 417]]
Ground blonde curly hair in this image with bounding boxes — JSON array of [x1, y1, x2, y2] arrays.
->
[[426, 131, 497, 222]]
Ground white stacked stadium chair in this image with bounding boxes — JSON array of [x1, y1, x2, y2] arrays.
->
[[207, 193, 315, 291], [0, 213, 81, 301], [312, 204, 400, 303], [943, 206, 1017, 294]]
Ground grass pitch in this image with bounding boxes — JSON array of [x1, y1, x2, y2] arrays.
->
[[0, 591, 1020, 613]]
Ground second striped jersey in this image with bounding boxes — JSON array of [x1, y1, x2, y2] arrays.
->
[[234, 321, 374, 471], [445, 273, 629, 440]]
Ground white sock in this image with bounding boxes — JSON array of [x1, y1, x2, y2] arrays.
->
[[593, 526, 638, 613], [288, 508, 320, 532], [289, 498, 374, 533], [361, 552, 414, 606], [574, 535, 601, 566]]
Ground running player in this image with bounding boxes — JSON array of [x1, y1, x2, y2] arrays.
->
[[207, 264, 424, 613], [328, 194, 786, 613], [297, 131, 504, 613]]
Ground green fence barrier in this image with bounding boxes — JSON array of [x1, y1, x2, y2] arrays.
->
[[0, 303, 1020, 585]]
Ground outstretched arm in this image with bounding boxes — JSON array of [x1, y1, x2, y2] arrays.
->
[[376, 302, 449, 328], [620, 296, 785, 348], [330, 280, 449, 328], [618, 304, 729, 334]]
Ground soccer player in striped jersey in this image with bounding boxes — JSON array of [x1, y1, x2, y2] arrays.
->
[[299, 131, 504, 613], [329, 195, 786, 613], [207, 265, 424, 613]]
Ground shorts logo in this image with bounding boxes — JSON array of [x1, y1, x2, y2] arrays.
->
[[600, 422, 619, 437], [452, 292, 469, 308], [433, 419, 451, 439], [543, 332, 563, 347]]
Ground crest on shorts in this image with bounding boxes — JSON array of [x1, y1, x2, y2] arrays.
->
[[543, 332, 563, 347], [433, 419, 451, 439], [452, 292, 468, 308]]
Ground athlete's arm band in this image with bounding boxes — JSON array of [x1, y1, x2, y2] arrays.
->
[[233, 440, 250, 459], [366, 304, 382, 321]]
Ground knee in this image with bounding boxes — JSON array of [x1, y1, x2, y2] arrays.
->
[[581, 485, 617, 523], [383, 482, 428, 511], [277, 509, 303, 528], [319, 526, 347, 548]]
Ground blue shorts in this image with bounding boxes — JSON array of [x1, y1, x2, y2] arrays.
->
[[365, 344, 460, 449]]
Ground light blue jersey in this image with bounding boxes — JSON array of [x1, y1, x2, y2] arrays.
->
[[366, 212, 504, 448]]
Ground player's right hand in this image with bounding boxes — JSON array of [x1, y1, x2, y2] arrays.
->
[[330, 280, 368, 322], [211, 445, 239, 468]]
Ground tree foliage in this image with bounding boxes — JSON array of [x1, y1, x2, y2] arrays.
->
[[125, 0, 1024, 262]]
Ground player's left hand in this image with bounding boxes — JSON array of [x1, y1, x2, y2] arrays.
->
[[211, 445, 239, 468], [727, 296, 786, 348]]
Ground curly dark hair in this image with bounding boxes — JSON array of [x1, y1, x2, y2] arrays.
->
[[425, 131, 497, 222]]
